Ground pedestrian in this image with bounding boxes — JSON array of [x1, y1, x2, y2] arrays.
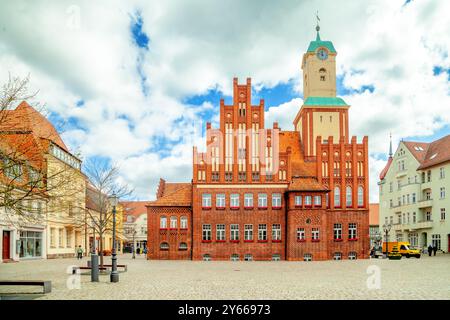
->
[[137, 247, 141, 255], [433, 245, 437, 256], [428, 244, 433, 257], [77, 245, 84, 260], [143, 247, 147, 255]]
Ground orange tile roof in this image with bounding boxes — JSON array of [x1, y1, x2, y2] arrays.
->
[[0, 101, 69, 152], [288, 177, 328, 192], [369, 203, 379, 226], [149, 179, 192, 207], [278, 131, 316, 177]]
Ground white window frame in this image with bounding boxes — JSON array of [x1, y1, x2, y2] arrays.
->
[[244, 193, 253, 208], [297, 228, 305, 241], [333, 223, 342, 240], [272, 193, 282, 208], [160, 216, 167, 229], [202, 193, 212, 208], [170, 216, 177, 229], [258, 224, 267, 241], [216, 193, 225, 208], [272, 224, 281, 241], [294, 195, 302, 206], [180, 216, 188, 229], [230, 193, 240, 208], [244, 224, 253, 241], [230, 224, 239, 241], [258, 193, 268, 208], [348, 223, 357, 239], [216, 224, 225, 241], [202, 224, 211, 241]]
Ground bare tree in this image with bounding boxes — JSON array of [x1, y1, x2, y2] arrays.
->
[[83, 158, 133, 267], [0, 75, 84, 228]]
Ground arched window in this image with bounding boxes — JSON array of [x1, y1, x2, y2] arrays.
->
[[178, 242, 188, 250], [334, 186, 341, 207], [160, 216, 167, 229], [170, 216, 177, 229], [319, 68, 326, 81], [160, 242, 169, 250], [346, 186, 353, 207], [180, 216, 188, 229], [357, 186, 364, 207]]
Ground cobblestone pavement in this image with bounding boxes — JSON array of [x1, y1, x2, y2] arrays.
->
[[1, 253, 449, 300]]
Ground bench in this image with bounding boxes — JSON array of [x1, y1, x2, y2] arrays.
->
[[0, 280, 51, 294], [72, 266, 108, 274], [99, 264, 128, 272]]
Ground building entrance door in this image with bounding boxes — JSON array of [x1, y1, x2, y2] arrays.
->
[[2, 231, 11, 260]]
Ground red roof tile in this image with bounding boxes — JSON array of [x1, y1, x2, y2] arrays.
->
[[120, 201, 150, 221], [148, 182, 192, 207], [379, 157, 392, 180], [288, 177, 328, 192]]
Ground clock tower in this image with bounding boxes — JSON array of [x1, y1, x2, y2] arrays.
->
[[302, 25, 337, 99], [294, 23, 350, 158]]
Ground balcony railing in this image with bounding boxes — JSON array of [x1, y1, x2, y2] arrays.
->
[[417, 199, 433, 208]]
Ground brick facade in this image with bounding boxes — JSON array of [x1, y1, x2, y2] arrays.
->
[[147, 28, 370, 262]]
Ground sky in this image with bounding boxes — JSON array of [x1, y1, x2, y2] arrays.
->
[[0, 0, 449, 202]]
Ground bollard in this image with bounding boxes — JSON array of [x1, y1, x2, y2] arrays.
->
[[87, 260, 91, 268], [91, 254, 99, 282]]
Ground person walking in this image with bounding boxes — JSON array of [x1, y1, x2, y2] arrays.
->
[[76, 245, 84, 260], [428, 244, 433, 257], [433, 245, 437, 256]]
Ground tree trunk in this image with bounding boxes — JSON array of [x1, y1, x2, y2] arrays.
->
[[99, 232, 104, 267]]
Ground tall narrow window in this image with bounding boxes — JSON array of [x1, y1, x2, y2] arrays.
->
[[297, 228, 305, 241], [170, 216, 177, 229], [357, 186, 364, 207], [244, 193, 253, 208], [160, 216, 167, 229], [180, 216, 188, 229], [258, 224, 267, 241], [272, 224, 281, 241], [295, 195, 302, 207], [230, 224, 239, 241], [334, 186, 341, 207], [333, 223, 342, 240], [346, 186, 352, 207]]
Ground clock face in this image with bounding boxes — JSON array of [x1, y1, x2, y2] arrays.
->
[[317, 49, 328, 60]]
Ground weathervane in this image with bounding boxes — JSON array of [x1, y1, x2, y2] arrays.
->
[[316, 10, 320, 32]]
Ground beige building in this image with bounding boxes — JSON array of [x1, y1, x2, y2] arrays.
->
[[121, 201, 148, 252], [0, 102, 86, 261], [378, 135, 450, 252]]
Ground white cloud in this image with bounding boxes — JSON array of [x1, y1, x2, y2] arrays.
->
[[0, 0, 449, 201]]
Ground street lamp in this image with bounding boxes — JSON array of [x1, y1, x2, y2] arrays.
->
[[91, 216, 99, 282], [108, 192, 119, 283], [132, 227, 137, 259], [382, 223, 392, 258]]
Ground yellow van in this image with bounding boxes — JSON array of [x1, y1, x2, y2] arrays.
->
[[382, 242, 421, 258]]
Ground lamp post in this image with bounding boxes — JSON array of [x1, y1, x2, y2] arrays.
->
[[91, 217, 99, 282], [382, 223, 392, 258], [108, 192, 119, 283], [132, 226, 137, 259]]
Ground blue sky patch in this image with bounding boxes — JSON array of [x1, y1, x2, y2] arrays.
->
[[130, 11, 149, 49]]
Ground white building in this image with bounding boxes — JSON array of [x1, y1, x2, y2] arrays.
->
[[378, 135, 450, 252], [121, 201, 149, 252]]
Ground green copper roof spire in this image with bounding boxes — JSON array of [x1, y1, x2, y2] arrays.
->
[[306, 13, 336, 53]]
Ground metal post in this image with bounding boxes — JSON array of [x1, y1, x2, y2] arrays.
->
[[110, 205, 119, 282], [132, 229, 136, 259], [91, 222, 99, 282]]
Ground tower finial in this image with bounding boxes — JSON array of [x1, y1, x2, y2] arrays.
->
[[389, 132, 393, 158], [315, 10, 321, 41]]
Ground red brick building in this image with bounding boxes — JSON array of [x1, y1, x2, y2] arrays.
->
[[147, 27, 370, 261]]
